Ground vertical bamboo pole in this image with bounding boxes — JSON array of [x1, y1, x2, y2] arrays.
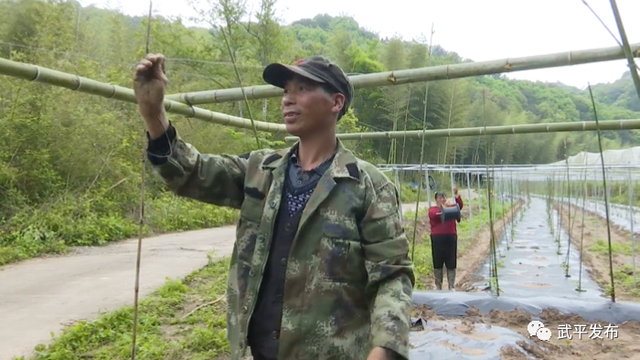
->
[[628, 167, 637, 287], [467, 172, 474, 240]]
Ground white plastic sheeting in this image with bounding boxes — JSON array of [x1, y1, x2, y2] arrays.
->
[[472, 197, 603, 299], [548, 147, 640, 167]]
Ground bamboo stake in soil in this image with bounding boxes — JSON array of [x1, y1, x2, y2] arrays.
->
[[588, 83, 616, 303], [563, 138, 573, 278], [627, 167, 637, 287], [132, 3, 153, 359], [576, 153, 588, 293], [410, 23, 435, 262], [482, 90, 500, 296], [164, 42, 640, 105]]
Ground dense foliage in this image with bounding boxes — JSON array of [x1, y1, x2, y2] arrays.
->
[[0, 0, 639, 264]]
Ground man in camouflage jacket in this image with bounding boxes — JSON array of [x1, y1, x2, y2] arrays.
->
[[133, 53, 415, 360]]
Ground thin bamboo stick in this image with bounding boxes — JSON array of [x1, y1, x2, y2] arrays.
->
[[164, 42, 640, 105], [0, 57, 287, 133], [283, 119, 640, 141], [587, 83, 616, 302], [608, 0, 640, 101]]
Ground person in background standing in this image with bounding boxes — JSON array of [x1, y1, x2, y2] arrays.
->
[[428, 186, 463, 290]]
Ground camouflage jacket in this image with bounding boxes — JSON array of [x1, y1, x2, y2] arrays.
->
[[150, 128, 415, 360]]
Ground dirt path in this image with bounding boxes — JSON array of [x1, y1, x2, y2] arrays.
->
[[0, 202, 430, 360]]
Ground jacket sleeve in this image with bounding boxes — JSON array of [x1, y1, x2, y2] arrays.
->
[[146, 124, 248, 209], [359, 181, 415, 359]]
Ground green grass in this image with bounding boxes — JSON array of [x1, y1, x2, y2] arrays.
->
[[590, 238, 640, 299], [0, 193, 239, 266], [590, 238, 634, 256], [613, 265, 640, 297]]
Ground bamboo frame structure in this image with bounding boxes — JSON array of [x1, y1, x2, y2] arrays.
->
[[163, 42, 640, 105], [4, 51, 638, 142], [0, 57, 287, 133], [1, 42, 639, 136]]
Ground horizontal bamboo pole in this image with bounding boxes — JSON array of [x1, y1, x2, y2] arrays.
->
[[284, 119, 640, 142], [165, 42, 640, 105], [0, 57, 287, 133], [378, 163, 640, 170]]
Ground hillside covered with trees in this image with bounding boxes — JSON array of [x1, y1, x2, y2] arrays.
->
[[0, 0, 639, 264]]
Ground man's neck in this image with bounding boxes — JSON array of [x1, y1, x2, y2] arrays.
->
[[296, 132, 337, 171]]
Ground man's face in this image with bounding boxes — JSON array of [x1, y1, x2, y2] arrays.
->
[[281, 76, 345, 137], [436, 194, 446, 206]]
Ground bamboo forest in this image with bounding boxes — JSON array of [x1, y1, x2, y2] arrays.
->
[[1, 0, 640, 359]]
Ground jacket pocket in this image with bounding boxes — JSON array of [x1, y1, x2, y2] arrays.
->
[[318, 234, 366, 284], [240, 190, 265, 222]]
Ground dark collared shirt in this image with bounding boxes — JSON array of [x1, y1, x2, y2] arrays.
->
[[283, 146, 335, 216]]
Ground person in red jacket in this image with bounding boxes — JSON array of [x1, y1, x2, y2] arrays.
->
[[428, 186, 463, 290]]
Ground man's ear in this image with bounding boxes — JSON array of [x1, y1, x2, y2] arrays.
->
[[332, 93, 345, 114]]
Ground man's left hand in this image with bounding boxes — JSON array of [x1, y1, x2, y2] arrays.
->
[[453, 186, 459, 197]]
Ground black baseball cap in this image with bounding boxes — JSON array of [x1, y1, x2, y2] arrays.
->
[[262, 55, 353, 119]]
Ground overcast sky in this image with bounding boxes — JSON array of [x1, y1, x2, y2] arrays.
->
[[86, 0, 638, 88]]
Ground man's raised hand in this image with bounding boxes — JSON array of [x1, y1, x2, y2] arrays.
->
[[133, 53, 168, 119], [133, 53, 170, 139]]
